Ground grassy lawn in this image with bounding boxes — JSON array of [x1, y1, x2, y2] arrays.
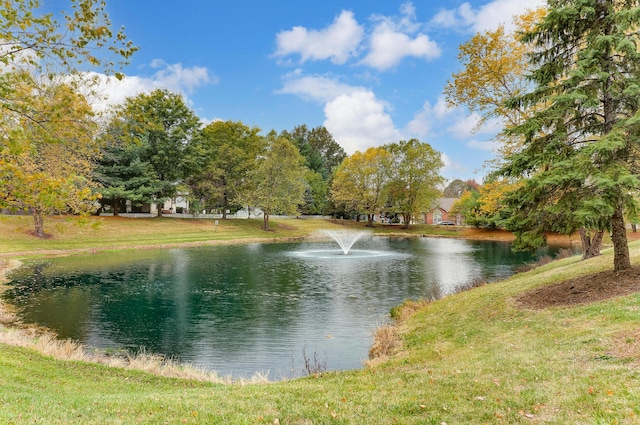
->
[[0, 214, 464, 255], [1, 214, 639, 423]]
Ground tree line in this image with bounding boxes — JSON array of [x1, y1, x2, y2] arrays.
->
[[0, 1, 445, 236], [74, 86, 446, 232]]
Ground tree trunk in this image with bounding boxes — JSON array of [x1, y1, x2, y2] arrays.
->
[[263, 213, 269, 231], [579, 228, 603, 259], [113, 202, 119, 217], [366, 214, 374, 227], [401, 212, 411, 229], [611, 202, 631, 271], [33, 211, 45, 238], [222, 187, 228, 220]]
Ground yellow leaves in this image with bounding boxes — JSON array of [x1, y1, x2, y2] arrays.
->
[[0, 77, 99, 221], [330, 146, 391, 214], [477, 179, 523, 216], [445, 7, 547, 157], [514, 7, 547, 35]]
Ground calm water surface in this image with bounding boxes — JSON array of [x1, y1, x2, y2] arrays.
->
[[3, 237, 570, 379]]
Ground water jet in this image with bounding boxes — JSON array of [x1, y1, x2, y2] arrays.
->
[[320, 229, 368, 255]]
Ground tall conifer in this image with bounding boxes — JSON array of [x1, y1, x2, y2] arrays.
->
[[501, 0, 640, 271]]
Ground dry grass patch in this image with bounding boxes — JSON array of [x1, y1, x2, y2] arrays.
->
[[389, 299, 431, 322], [368, 324, 402, 361], [610, 328, 640, 363], [367, 300, 433, 364], [0, 323, 270, 384]]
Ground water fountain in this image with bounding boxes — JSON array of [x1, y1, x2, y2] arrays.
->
[[320, 229, 368, 255], [289, 229, 399, 259]]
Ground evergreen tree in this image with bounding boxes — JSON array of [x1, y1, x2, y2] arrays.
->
[[500, 0, 640, 271], [93, 131, 161, 215]]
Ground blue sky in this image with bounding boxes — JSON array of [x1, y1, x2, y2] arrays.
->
[[94, 0, 544, 181]]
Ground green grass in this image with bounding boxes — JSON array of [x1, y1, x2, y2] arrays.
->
[[1, 214, 640, 423], [0, 214, 461, 255], [0, 215, 331, 254]]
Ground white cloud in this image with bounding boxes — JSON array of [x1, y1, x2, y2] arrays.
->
[[274, 11, 364, 64], [406, 96, 503, 144], [277, 71, 359, 103], [148, 59, 215, 94], [406, 96, 451, 137], [430, 0, 545, 33], [86, 60, 215, 113], [277, 73, 400, 153], [467, 139, 497, 152], [361, 3, 441, 70], [440, 152, 468, 177], [446, 112, 483, 139], [361, 30, 440, 71], [324, 91, 401, 154]]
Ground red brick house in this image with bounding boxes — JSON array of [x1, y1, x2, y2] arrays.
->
[[424, 198, 462, 225]]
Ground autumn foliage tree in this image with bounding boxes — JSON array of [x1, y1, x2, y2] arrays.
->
[[444, 8, 545, 159], [0, 0, 136, 236], [385, 139, 443, 229], [330, 147, 392, 227], [0, 80, 100, 236]]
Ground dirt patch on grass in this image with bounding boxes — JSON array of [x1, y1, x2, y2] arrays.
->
[[517, 266, 640, 310]]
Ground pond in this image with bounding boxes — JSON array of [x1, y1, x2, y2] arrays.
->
[[2, 236, 573, 379]]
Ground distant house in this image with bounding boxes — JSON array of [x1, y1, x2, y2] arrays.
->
[[424, 198, 463, 225]]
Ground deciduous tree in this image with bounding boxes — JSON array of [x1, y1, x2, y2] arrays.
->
[[240, 132, 306, 231], [281, 125, 346, 215], [442, 178, 480, 198], [189, 120, 265, 218], [0, 0, 136, 235], [444, 8, 545, 158], [330, 147, 392, 227], [0, 80, 99, 236], [385, 139, 444, 229], [0, 0, 136, 77]]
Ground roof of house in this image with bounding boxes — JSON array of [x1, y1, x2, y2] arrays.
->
[[434, 198, 457, 212]]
